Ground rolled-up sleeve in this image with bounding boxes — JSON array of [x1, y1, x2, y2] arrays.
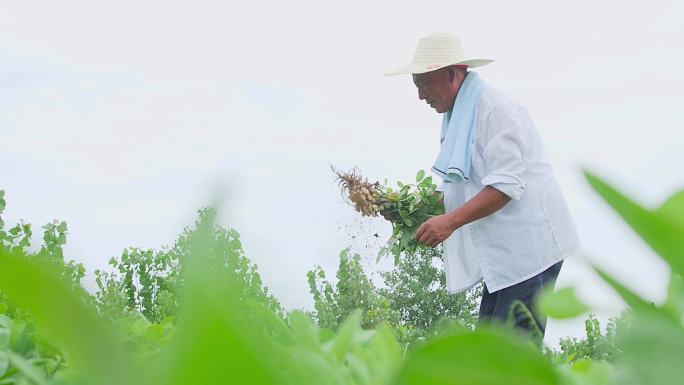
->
[[480, 105, 528, 200]]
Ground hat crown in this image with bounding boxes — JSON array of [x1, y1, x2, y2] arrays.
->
[[412, 31, 466, 65], [384, 31, 493, 75]]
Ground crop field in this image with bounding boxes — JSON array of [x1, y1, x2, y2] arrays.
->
[[0, 170, 683, 385]]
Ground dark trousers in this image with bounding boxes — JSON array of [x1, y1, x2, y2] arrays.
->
[[478, 261, 563, 338]]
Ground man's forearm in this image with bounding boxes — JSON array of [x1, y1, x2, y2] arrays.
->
[[445, 186, 512, 230]]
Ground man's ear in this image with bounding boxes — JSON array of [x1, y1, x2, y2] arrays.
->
[[446, 66, 456, 84]]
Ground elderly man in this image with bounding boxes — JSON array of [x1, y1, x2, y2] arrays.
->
[[386, 31, 580, 338]]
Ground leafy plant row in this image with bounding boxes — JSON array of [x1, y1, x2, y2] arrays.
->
[[0, 169, 682, 384]]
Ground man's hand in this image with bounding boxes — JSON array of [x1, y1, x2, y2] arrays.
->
[[415, 214, 459, 248], [415, 186, 512, 248]]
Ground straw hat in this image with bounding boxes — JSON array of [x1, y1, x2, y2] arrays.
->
[[385, 31, 494, 76]]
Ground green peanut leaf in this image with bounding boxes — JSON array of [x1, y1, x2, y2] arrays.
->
[[537, 287, 590, 319], [397, 330, 558, 385], [584, 171, 684, 278]]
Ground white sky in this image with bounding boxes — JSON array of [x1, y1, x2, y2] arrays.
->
[[1, 0, 683, 346]]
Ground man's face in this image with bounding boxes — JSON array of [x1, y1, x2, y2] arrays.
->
[[412, 67, 462, 113]]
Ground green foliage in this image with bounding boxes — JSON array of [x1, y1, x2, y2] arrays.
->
[[307, 249, 399, 331], [556, 313, 630, 363], [397, 329, 559, 385], [555, 359, 617, 385], [379, 247, 479, 332], [95, 247, 180, 323], [0, 224, 559, 385], [283, 310, 403, 385], [0, 314, 64, 385], [538, 287, 590, 320], [0, 192, 290, 384], [151, 216, 285, 385], [4, 167, 684, 385], [0, 247, 132, 385], [377, 171, 445, 263], [0, 213, 280, 385], [615, 308, 684, 385], [568, 171, 684, 385], [36, 221, 86, 289], [0, 190, 85, 289], [95, 208, 284, 323], [0, 207, 407, 385], [308, 247, 479, 349], [0, 190, 32, 255], [0, 190, 88, 384], [584, 172, 684, 279], [112, 313, 177, 361]]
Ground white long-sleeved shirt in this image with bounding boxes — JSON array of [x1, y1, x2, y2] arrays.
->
[[438, 84, 580, 294]]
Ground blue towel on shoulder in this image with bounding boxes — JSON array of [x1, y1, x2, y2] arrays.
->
[[432, 72, 485, 183]]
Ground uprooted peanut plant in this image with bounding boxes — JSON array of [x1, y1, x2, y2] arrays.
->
[[333, 167, 444, 263]]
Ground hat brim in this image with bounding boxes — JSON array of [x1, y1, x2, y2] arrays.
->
[[384, 59, 494, 76]]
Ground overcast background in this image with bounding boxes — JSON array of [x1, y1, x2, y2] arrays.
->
[[1, 0, 683, 346]]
